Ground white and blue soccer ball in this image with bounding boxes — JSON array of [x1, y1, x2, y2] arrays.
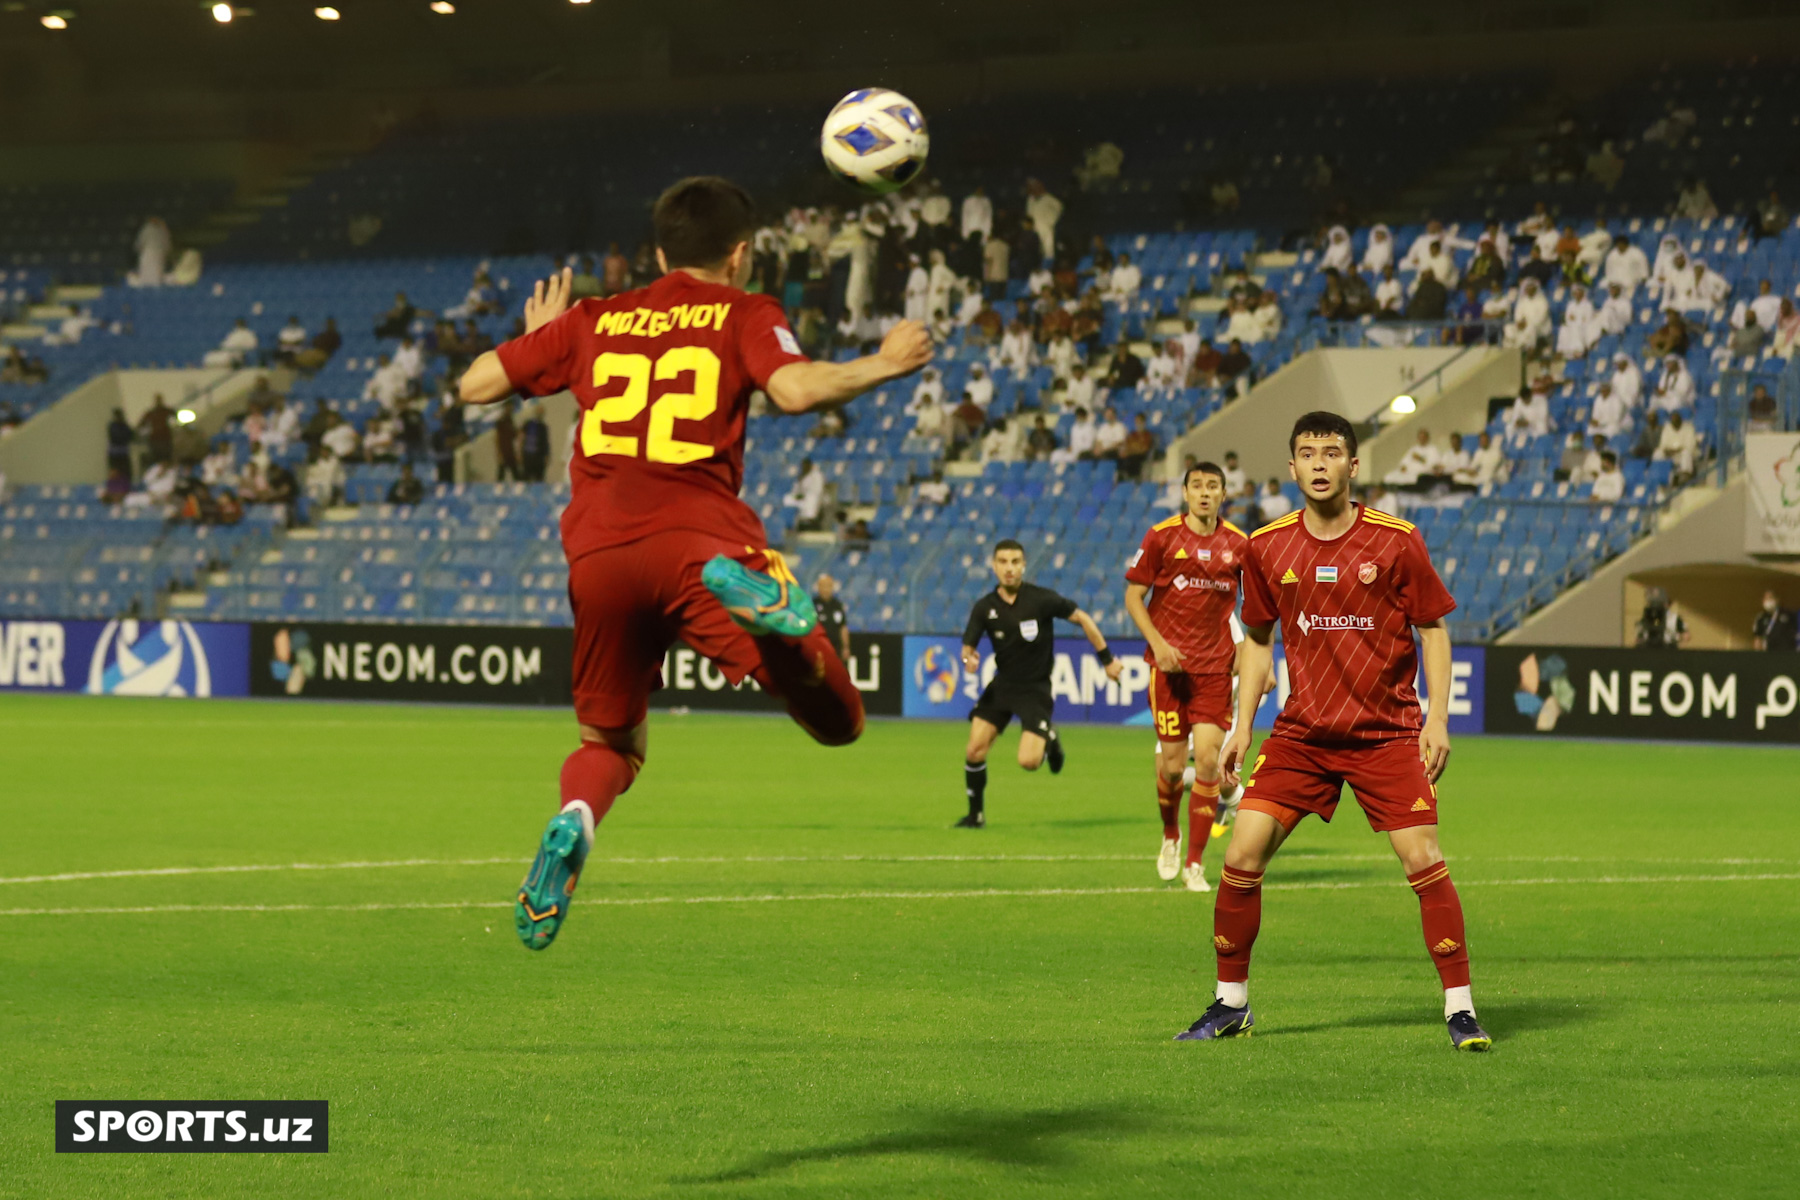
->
[[820, 88, 929, 195]]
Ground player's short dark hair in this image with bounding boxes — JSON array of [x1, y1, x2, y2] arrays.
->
[[1289, 410, 1358, 457], [652, 176, 756, 269], [1184, 461, 1226, 488], [992, 538, 1025, 557]]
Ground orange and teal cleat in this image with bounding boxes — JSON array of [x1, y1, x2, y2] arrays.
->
[[514, 809, 589, 951], [702, 553, 817, 638]]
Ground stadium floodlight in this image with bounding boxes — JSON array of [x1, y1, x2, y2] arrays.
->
[[176, 409, 198, 425], [569, 0, 593, 5], [1389, 394, 1416, 415], [41, 12, 71, 28], [314, 5, 339, 18], [429, 1, 454, 12], [211, 3, 232, 22]]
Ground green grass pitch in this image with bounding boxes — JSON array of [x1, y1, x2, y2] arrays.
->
[[1, 693, 1795, 1199]]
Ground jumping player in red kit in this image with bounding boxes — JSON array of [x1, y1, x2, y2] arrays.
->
[[457, 177, 932, 950], [1176, 411, 1492, 1051], [1124, 461, 1248, 893]]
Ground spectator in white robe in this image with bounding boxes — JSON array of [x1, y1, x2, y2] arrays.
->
[[1602, 235, 1650, 295], [1589, 452, 1626, 503], [1253, 291, 1284, 341], [1586, 381, 1632, 441], [1533, 223, 1561, 264], [1774, 299, 1800, 359], [906, 367, 945, 414], [1143, 341, 1183, 394], [1318, 226, 1353, 273], [1094, 407, 1129, 458], [1555, 285, 1599, 358], [1360, 224, 1394, 274], [204, 318, 259, 367], [1478, 221, 1512, 264], [1517, 202, 1554, 240], [264, 397, 300, 452], [1054, 408, 1097, 463], [1064, 364, 1096, 411], [1045, 332, 1078, 381], [1731, 278, 1783, 331], [996, 320, 1035, 375], [960, 187, 993, 241], [1174, 318, 1201, 363], [927, 250, 957, 320], [964, 363, 995, 410], [1373, 265, 1404, 315], [1572, 434, 1609, 484], [1401, 221, 1449, 271], [391, 335, 424, 381], [362, 355, 407, 410], [1651, 356, 1694, 414], [1674, 178, 1718, 221], [1678, 260, 1729, 316], [1440, 431, 1472, 481], [1513, 278, 1551, 346], [1024, 179, 1063, 261], [1650, 238, 1684, 293], [132, 217, 172, 287], [1224, 296, 1265, 344], [1578, 223, 1613, 275], [1383, 428, 1445, 486], [1457, 432, 1507, 487], [1416, 240, 1459, 290], [1507, 388, 1551, 440], [784, 459, 826, 528], [903, 256, 930, 323], [910, 394, 949, 443], [1610, 354, 1643, 410], [1596, 282, 1633, 337], [1107, 254, 1142, 303], [1027, 266, 1055, 297], [1655, 411, 1699, 480]]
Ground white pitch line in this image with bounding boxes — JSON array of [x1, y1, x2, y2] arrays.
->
[[2, 873, 1796, 918], [2, 852, 1792, 888]]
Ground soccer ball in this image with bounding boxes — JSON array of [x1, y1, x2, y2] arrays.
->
[[820, 88, 929, 195]]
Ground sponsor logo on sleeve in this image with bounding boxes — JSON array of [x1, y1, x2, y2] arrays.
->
[[774, 325, 802, 356]]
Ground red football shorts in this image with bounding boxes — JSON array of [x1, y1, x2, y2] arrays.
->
[[1148, 668, 1233, 742], [566, 532, 838, 730], [1239, 734, 1440, 832]]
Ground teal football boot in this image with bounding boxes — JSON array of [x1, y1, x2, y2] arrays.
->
[[701, 552, 817, 638], [515, 809, 590, 951]]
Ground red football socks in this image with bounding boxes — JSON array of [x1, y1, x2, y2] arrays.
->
[[1156, 775, 1182, 840], [752, 633, 865, 747], [558, 740, 640, 829], [1408, 861, 1472, 990], [1213, 864, 1265, 983], [1187, 779, 1220, 865]]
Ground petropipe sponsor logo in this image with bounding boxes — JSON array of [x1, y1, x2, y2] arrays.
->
[[1488, 646, 1800, 743], [250, 622, 571, 705], [658, 634, 902, 717], [56, 1101, 328, 1154], [0, 619, 250, 697]]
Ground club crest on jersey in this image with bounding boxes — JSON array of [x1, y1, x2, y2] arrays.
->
[[1018, 619, 1040, 642], [1315, 565, 1338, 583], [1359, 562, 1379, 584], [1221, 550, 1234, 565]]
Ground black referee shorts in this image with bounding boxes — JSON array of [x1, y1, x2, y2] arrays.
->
[[971, 683, 1055, 737]]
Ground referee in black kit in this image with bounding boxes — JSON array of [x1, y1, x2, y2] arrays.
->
[[957, 539, 1123, 828]]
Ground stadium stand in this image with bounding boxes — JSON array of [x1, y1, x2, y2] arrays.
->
[[5, 66, 1800, 644]]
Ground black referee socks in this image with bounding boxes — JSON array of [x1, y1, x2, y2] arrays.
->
[[964, 760, 988, 816]]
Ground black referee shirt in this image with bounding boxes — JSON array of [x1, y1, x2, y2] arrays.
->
[[964, 583, 1078, 690], [815, 593, 849, 647]]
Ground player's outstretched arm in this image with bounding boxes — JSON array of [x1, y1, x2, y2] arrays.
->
[[1221, 623, 1274, 785], [1417, 619, 1452, 781], [1069, 609, 1123, 681], [764, 320, 934, 414], [457, 267, 576, 405], [1124, 583, 1181, 673]]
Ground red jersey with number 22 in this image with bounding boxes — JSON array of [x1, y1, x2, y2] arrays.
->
[[495, 271, 810, 563], [1125, 514, 1248, 675], [1240, 505, 1455, 743]]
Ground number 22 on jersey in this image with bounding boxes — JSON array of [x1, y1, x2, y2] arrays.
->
[[581, 346, 720, 465]]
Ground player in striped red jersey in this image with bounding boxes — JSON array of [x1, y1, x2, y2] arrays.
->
[[1177, 411, 1491, 1051], [1124, 462, 1250, 892]]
